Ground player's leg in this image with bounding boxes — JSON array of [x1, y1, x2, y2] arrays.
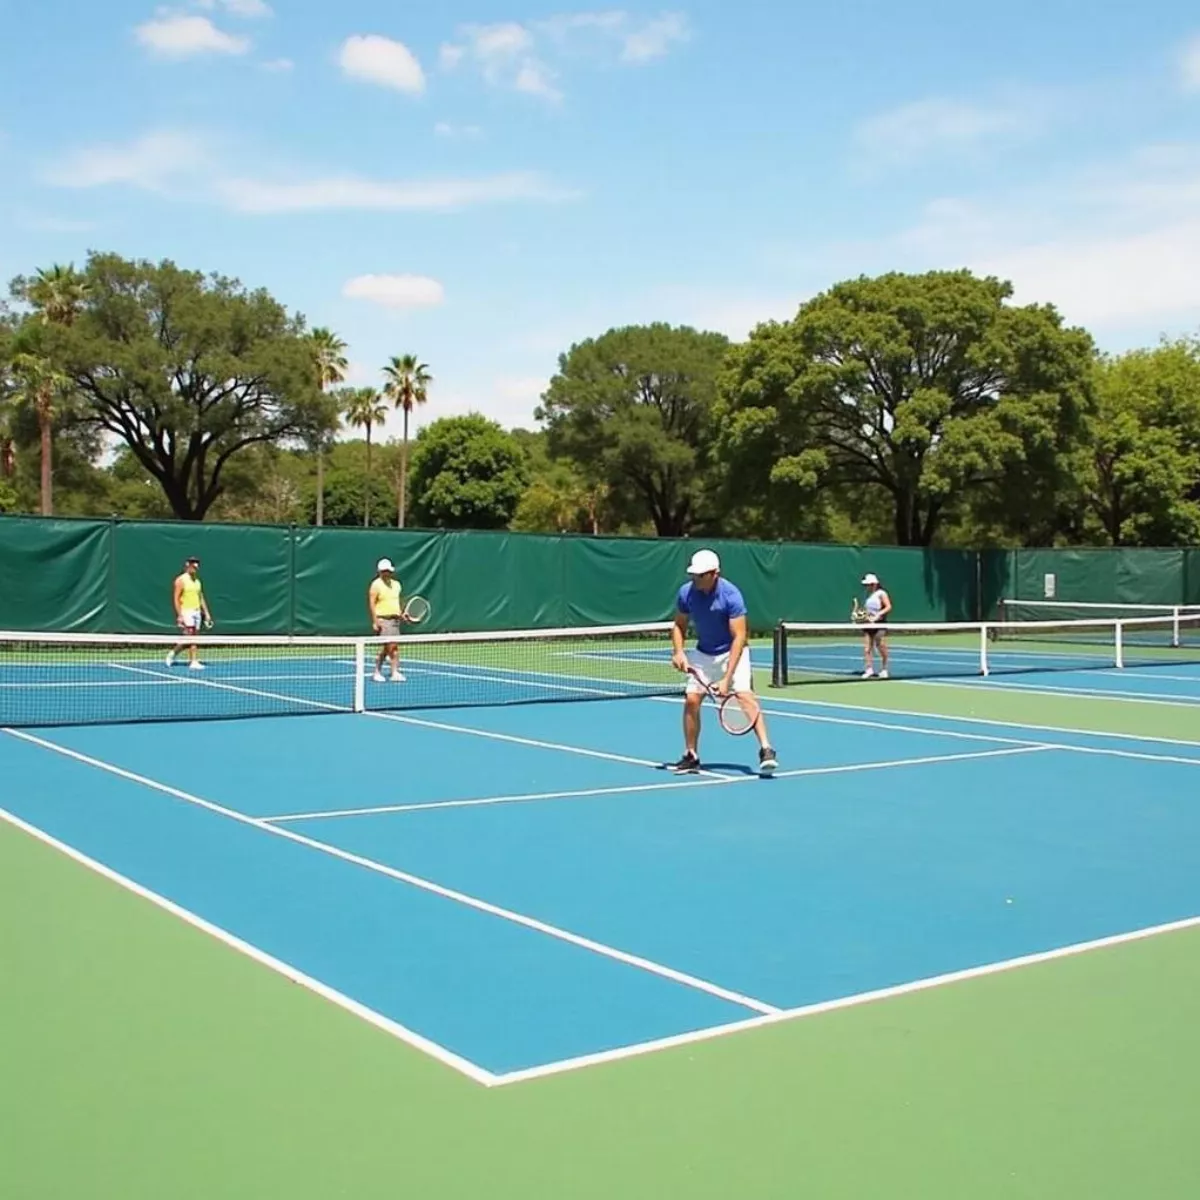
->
[[182, 612, 203, 669], [388, 638, 405, 682], [862, 630, 875, 678], [878, 630, 890, 679], [669, 650, 709, 773], [731, 649, 777, 773]]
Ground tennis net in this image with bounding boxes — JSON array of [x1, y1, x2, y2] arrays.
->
[[998, 599, 1200, 637], [0, 622, 679, 728], [771, 613, 1200, 687]]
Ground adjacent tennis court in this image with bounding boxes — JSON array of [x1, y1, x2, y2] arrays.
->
[[4, 618, 1200, 1197]]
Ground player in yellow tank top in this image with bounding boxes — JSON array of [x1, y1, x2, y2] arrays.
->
[[368, 558, 405, 682], [167, 556, 212, 669]]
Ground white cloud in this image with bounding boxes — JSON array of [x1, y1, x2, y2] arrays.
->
[[434, 121, 482, 138], [43, 131, 580, 216], [222, 0, 273, 16], [621, 13, 689, 63], [196, 0, 273, 15], [1182, 35, 1200, 92], [260, 57, 293, 72], [135, 14, 249, 58], [515, 62, 562, 100], [42, 130, 209, 191], [442, 12, 687, 100], [339, 35, 425, 94], [215, 171, 580, 213], [822, 143, 1200, 338], [853, 94, 1043, 168], [342, 274, 445, 310]]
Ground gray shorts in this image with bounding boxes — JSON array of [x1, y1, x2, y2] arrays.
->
[[377, 617, 402, 638]]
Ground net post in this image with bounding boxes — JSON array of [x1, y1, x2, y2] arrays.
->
[[1173, 606, 1181, 649], [353, 639, 366, 712], [979, 623, 990, 677], [771, 622, 787, 688], [1114, 622, 1124, 670]]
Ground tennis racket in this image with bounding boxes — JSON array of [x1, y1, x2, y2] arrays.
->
[[686, 666, 760, 736], [402, 594, 431, 624], [851, 598, 866, 623]]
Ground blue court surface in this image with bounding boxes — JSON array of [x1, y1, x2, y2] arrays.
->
[[5, 686, 1200, 1085]]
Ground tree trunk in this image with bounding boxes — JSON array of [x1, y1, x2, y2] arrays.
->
[[39, 403, 53, 517], [0, 438, 13, 477], [316, 447, 325, 526], [399, 406, 409, 529], [398, 427, 408, 529], [364, 431, 372, 527]]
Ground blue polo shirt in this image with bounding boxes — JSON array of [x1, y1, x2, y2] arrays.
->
[[677, 577, 747, 655]]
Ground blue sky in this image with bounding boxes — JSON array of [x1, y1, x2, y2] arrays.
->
[[3, 0, 1200, 440]]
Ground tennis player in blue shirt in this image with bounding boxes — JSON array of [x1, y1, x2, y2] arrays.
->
[[669, 548, 778, 775]]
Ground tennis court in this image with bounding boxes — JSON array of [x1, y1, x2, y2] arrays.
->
[[4, 620, 1200, 1197]]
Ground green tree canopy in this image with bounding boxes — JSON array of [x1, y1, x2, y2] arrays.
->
[[25, 252, 324, 521], [1079, 340, 1200, 546], [537, 323, 730, 537], [717, 271, 1096, 545], [407, 414, 528, 529]]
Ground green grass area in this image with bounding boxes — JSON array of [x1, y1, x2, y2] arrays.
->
[[3, 813, 1199, 1200]]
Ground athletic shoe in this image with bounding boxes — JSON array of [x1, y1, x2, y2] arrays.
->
[[189, 661, 204, 671], [759, 746, 778, 774], [372, 671, 385, 683], [668, 751, 701, 774], [391, 671, 406, 683]]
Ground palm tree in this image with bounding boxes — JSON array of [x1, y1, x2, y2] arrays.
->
[[24, 264, 89, 327], [340, 387, 388, 526], [381, 354, 432, 528], [0, 353, 15, 480], [307, 328, 348, 526], [11, 353, 69, 515]]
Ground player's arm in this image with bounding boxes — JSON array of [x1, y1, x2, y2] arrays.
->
[[877, 590, 893, 621], [199, 583, 212, 626], [723, 614, 749, 693], [671, 609, 689, 672], [172, 576, 184, 626]]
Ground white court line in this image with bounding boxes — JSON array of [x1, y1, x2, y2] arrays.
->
[[0, 803, 498, 1087], [265, 777, 733, 823], [362, 708, 729, 779], [490, 912, 1200, 1087], [744, 703, 1200, 768], [758, 691, 1200, 750], [262, 745, 1052, 824], [2, 727, 776, 1018], [912, 676, 1200, 707]]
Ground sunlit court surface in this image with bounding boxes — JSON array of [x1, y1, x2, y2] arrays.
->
[[4, 619, 1200, 1198]]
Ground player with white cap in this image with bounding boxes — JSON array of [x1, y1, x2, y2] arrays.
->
[[669, 548, 777, 775], [857, 572, 892, 679], [368, 557, 406, 682]]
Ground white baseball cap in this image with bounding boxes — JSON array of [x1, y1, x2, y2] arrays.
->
[[861, 573, 879, 585], [687, 549, 721, 576], [377, 558, 395, 572]]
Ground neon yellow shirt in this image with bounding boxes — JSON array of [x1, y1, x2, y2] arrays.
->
[[369, 577, 402, 617], [176, 573, 203, 610]]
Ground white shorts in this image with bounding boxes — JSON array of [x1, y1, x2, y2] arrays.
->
[[686, 648, 753, 695], [179, 610, 202, 632]]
